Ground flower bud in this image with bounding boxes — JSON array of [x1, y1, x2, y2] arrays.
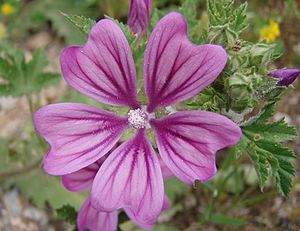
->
[[269, 68, 300, 86], [128, 0, 151, 36]]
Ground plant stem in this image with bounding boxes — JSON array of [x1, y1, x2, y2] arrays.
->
[[0, 158, 42, 178]]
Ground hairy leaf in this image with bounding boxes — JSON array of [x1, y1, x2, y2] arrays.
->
[[233, 103, 297, 196], [61, 12, 95, 35]]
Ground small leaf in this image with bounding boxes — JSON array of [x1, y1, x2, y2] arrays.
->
[[61, 12, 95, 35], [56, 204, 78, 225]]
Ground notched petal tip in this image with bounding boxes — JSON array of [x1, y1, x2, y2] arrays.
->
[[35, 103, 127, 176], [90, 129, 164, 224], [77, 197, 118, 231], [144, 12, 228, 112], [151, 111, 241, 185], [59, 18, 139, 108]]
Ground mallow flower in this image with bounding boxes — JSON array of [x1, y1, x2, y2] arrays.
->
[[128, 0, 151, 36], [34, 12, 242, 225], [269, 68, 300, 86], [62, 143, 171, 231]]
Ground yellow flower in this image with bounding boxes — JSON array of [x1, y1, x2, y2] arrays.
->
[[259, 19, 280, 43], [0, 23, 7, 40], [1, 3, 14, 15]]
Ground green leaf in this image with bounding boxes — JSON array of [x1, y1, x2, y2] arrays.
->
[[61, 12, 95, 35], [164, 178, 189, 202], [210, 213, 247, 227], [0, 43, 60, 97], [56, 205, 78, 225], [233, 103, 297, 196], [179, 0, 200, 39], [2, 168, 85, 209], [206, 0, 248, 46]]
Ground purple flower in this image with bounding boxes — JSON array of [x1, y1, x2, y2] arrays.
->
[[128, 0, 151, 36], [34, 12, 242, 225], [62, 145, 171, 231], [270, 68, 300, 86]]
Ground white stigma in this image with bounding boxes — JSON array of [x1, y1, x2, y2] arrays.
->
[[128, 108, 148, 129]]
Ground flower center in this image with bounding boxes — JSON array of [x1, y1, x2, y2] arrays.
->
[[128, 108, 149, 129]]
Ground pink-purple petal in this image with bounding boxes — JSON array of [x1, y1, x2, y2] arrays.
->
[[269, 68, 300, 86], [60, 19, 139, 108], [34, 103, 127, 175], [143, 12, 228, 112], [124, 194, 170, 230], [61, 142, 122, 192], [91, 129, 164, 225], [61, 159, 103, 192], [159, 155, 173, 179], [78, 197, 118, 231], [128, 0, 151, 36], [151, 111, 242, 184]]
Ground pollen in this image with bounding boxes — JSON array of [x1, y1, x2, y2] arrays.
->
[[1, 3, 14, 15], [128, 108, 149, 129]]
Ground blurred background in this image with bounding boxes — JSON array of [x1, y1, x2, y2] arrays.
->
[[0, 0, 299, 230]]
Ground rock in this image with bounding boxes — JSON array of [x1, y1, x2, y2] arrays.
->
[[3, 190, 22, 217]]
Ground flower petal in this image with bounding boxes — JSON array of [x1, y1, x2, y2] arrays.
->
[[143, 12, 227, 112], [128, 0, 151, 36], [34, 103, 127, 175], [91, 129, 164, 225], [60, 19, 139, 108], [124, 195, 170, 230], [159, 155, 173, 179], [61, 159, 103, 192], [61, 142, 122, 192], [78, 197, 118, 231], [151, 111, 242, 184]]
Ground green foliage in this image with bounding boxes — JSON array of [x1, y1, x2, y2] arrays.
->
[[186, 1, 284, 114], [2, 168, 85, 209], [207, 0, 247, 46], [0, 43, 60, 97], [233, 103, 297, 196], [10, 0, 98, 44], [179, 0, 200, 39], [56, 205, 78, 226], [187, 87, 225, 112], [209, 213, 248, 228], [164, 178, 189, 202], [61, 13, 95, 36]]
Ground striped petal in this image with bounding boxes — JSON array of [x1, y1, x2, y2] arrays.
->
[[151, 111, 242, 184], [78, 197, 118, 231], [124, 195, 170, 230], [34, 103, 127, 175], [143, 13, 227, 112], [128, 0, 151, 36], [61, 159, 103, 192], [61, 19, 139, 108], [91, 129, 164, 225]]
